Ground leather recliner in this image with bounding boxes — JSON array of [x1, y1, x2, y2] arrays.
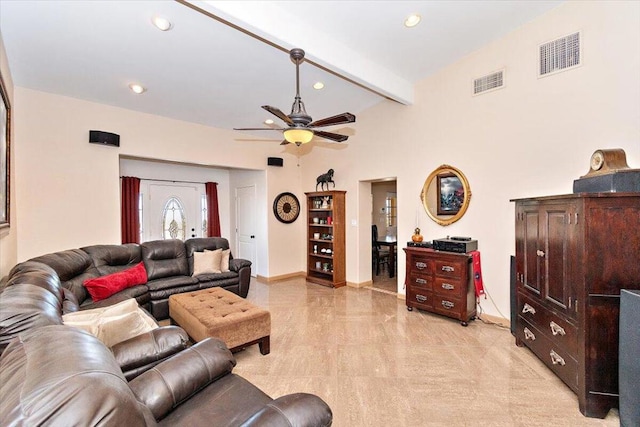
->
[[0, 325, 332, 426]]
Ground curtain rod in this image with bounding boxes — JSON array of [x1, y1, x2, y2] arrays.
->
[[120, 177, 217, 185]]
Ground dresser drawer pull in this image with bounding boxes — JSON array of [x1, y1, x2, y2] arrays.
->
[[522, 303, 536, 315], [441, 265, 455, 272], [415, 262, 427, 270], [523, 327, 536, 341], [415, 278, 427, 285], [441, 283, 455, 290], [550, 321, 566, 336], [536, 250, 545, 258], [415, 294, 428, 303], [441, 300, 455, 309], [550, 350, 566, 366]]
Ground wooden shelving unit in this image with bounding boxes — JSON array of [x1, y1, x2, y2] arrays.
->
[[305, 191, 346, 288]]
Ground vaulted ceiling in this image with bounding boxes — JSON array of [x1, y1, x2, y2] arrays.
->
[[0, 1, 563, 141]]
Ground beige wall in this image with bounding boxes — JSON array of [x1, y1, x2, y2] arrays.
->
[[300, 1, 640, 317], [5, 1, 640, 320], [0, 30, 16, 277], [12, 88, 303, 273]]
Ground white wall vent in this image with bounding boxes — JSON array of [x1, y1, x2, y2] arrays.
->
[[539, 31, 581, 77], [473, 70, 504, 95]]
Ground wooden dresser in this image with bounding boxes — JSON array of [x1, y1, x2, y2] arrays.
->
[[403, 247, 476, 325], [512, 193, 640, 418]]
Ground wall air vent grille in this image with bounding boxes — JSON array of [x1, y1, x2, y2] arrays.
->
[[473, 70, 504, 95], [539, 31, 581, 77]]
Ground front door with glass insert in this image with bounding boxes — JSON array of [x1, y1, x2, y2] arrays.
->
[[142, 182, 204, 242]]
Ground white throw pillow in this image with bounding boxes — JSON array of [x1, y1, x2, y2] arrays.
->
[[62, 298, 158, 347], [193, 249, 222, 275], [220, 249, 231, 272]]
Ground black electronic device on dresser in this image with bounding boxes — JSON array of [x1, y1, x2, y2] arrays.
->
[[511, 192, 640, 419], [432, 237, 477, 253]]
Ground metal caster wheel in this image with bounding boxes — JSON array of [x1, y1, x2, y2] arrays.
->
[[407, 306, 413, 311], [461, 321, 468, 326]]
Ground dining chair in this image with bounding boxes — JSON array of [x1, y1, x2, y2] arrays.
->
[[372, 225, 390, 276]]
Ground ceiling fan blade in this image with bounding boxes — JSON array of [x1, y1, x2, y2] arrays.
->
[[262, 105, 294, 125], [313, 130, 349, 143], [308, 112, 356, 128], [280, 140, 291, 145], [233, 127, 284, 131]]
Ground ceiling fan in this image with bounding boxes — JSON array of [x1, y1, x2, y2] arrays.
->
[[234, 48, 356, 146]]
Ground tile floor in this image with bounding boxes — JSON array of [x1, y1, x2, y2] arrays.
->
[[232, 277, 620, 426]]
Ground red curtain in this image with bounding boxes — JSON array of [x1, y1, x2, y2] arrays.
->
[[205, 182, 221, 237], [121, 176, 140, 244]]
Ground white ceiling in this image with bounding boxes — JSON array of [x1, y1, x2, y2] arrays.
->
[[0, 0, 563, 141]]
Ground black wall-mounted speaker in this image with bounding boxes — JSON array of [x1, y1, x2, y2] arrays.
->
[[267, 157, 283, 167], [89, 130, 120, 147]]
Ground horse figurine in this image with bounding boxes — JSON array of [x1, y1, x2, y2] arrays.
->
[[316, 169, 335, 191]]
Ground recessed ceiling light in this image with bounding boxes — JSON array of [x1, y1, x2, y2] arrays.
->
[[264, 119, 274, 125], [129, 83, 146, 94], [152, 16, 172, 31], [313, 82, 324, 90], [404, 14, 421, 28]]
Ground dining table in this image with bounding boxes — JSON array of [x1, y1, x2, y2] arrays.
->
[[377, 236, 398, 278]]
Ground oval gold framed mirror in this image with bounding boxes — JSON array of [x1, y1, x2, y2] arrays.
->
[[420, 164, 471, 226]]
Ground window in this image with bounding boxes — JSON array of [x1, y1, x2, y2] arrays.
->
[[385, 193, 397, 227], [201, 194, 207, 237], [162, 197, 186, 240]]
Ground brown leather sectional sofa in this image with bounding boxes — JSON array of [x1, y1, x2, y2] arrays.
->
[[28, 237, 252, 320], [0, 241, 333, 426]]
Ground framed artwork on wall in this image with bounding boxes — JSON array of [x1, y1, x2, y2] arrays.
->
[[0, 72, 10, 228], [437, 172, 464, 216]]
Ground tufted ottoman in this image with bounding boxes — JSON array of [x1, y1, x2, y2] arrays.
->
[[168, 287, 270, 355]]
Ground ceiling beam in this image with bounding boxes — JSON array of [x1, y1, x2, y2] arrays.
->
[[182, 0, 414, 105]]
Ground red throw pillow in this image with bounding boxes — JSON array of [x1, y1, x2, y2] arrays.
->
[[83, 262, 148, 302]]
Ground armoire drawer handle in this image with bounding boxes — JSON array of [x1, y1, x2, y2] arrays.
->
[[441, 265, 455, 272], [415, 294, 427, 302], [550, 350, 566, 366], [441, 300, 455, 309], [415, 278, 427, 285], [441, 283, 454, 290], [522, 303, 536, 315], [415, 262, 427, 270], [550, 321, 566, 336], [523, 327, 536, 341]]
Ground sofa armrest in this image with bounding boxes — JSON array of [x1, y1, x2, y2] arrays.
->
[[229, 258, 252, 298], [110, 326, 189, 380], [129, 337, 236, 421], [229, 258, 251, 272], [240, 393, 333, 427]]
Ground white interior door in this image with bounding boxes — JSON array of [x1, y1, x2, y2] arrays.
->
[[143, 182, 203, 242], [236, 185, 256, 273]]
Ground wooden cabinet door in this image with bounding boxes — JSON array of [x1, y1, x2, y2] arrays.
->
[[540, 201, 578, 318], [516, 203, 542, 296]]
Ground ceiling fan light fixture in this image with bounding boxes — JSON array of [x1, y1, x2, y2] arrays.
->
[[284, 128, 313, 144], [404, 14, 421, 28]]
